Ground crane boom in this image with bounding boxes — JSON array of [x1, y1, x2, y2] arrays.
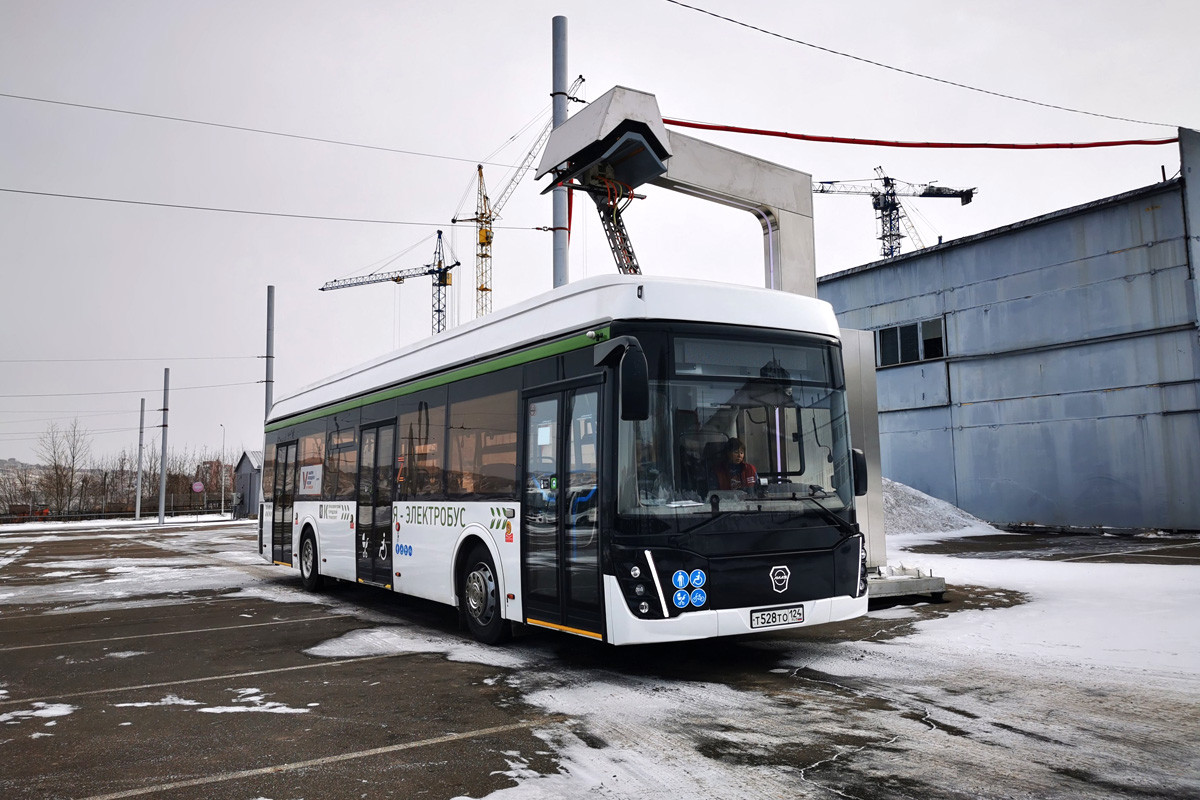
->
[[454, 76, 585, 319], [814, 167, 975, 258], [319, 231, 460, 335]]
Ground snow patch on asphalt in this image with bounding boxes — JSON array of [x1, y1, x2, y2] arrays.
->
[[1, 703, 77, 725], [305, 626, 529, 670], [113, 695, 203, 708], [198, 688, 310, 714]]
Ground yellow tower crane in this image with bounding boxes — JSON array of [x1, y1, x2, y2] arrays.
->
[[454, 76, 584, 318]]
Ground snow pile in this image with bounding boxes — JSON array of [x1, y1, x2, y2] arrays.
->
[[883, 477, 997, 536]]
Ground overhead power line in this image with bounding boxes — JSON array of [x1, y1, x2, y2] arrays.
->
[[0, 380, 260, 399], [0, 91, 526, 170], [0, 355, 259, 364], [662, 118, 1180, 149], [0, 187, 539, 229], [662, 0, 1177, 128]]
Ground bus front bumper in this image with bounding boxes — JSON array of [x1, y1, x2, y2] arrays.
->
[[603, 575, 868, 645]]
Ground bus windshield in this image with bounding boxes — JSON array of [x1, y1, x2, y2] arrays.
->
[[617, 336, 854, 524]]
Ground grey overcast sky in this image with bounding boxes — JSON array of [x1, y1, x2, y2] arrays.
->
[[1, 0, 1196, 465]]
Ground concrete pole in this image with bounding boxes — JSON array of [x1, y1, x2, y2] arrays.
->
[[265, 285, 275, 421], [135, 398, 145, 520], [157, 368, 169, 525], [551, 16, 569, 288]]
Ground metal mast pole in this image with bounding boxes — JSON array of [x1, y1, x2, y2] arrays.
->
[[264, 285, 275, 421], [219, 423, 225, 518], [135, 398, 145, 520], [157, 368, 169, 525], [551, 15, 569, 288]]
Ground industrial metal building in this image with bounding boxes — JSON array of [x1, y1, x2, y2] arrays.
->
[[818, 129, 1200, 532]]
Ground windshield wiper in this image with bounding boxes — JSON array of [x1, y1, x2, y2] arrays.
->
[[797, 494, 859, 537]]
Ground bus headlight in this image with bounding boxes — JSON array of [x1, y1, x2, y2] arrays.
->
[[638, 602, 650, 614], [630, 565, 641, 578], [858, 538, 869, 597], [634, 583, 645, 596]]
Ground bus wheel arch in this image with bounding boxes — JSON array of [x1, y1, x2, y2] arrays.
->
[[457, 537, 510, 645], [299, 526, 324, 592]]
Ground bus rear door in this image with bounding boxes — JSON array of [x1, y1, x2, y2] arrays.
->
[[271, 442, 297, 566]]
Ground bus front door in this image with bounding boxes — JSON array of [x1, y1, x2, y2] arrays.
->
[[271, 442, 297, 566], [356, 424, 396, 587], [522, 386, 603, 639]]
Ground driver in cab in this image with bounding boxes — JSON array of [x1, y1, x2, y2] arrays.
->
[[712, 437, 758, 491]]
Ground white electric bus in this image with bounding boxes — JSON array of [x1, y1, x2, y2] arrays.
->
[[259, 274, 869, 645]]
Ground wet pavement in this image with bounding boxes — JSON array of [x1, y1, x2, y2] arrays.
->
[[904, 528, 1200, 565]]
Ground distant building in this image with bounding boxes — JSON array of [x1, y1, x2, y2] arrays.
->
[[818, 132, 1200, 532], [234, 451, 263, 519]]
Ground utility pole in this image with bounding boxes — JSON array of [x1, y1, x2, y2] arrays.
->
[[264, 285, 275, 421], [219, 423, 225, 518], [157, 368, 169, 525], [135, 398, 145, 520], [551, 15, 569, 288]]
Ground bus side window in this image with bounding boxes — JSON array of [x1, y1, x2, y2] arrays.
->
[[446, 370, 519, 499], [446, 389, 518, 498], [324, 426, 357, 501], [398, 391, 446, 500], [298, 431, 325, 499]]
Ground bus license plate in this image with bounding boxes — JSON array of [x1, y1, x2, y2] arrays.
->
[[750, 604, 805, 629]]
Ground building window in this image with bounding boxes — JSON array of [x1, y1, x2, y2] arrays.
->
[[877, 317, 945, 367]]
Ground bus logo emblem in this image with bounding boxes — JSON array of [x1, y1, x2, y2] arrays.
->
[[770, 566, 791, 594]]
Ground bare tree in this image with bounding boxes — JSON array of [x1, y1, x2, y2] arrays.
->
[[35, 419, 92, 516], [0, 462, 38, 516]]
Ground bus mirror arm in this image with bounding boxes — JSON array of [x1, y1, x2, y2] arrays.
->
[[594, 336, 650, 421], [852, 448, 868, 497]]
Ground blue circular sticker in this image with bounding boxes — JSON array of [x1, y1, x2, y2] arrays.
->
[[690, 588, 707, 607], [673, 589, 691, 608], [689, 569, 706, 588], [672, 570, 690, 589]]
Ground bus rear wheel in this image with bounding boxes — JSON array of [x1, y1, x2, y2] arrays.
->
[[299, 530, 324, 592], [462, 544, 510, 645]]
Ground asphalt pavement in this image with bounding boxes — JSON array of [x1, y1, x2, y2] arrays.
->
[[1, 521, 1196, 799]]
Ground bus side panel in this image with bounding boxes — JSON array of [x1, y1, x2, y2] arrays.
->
[[314, 501, 356, 581], [293, 501, 322, 574], [394, 501, 520, 616], [394, 501, 464, 606], [258, 502, 273, 563]]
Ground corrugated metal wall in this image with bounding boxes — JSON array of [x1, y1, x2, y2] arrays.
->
[[819, 177, 1200, 531]]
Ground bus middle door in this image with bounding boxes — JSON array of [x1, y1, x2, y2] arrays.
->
[[356, 424, 396, 587], [522, 383, 603, 640]]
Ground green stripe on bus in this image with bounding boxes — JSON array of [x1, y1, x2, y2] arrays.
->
[[265, 327, 610, 432]]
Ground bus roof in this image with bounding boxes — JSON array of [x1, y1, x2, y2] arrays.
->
[[268, 274, 839, 426]]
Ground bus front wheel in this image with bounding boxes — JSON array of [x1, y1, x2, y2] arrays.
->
[[462, 544, 510, 645], [299, 530, 324, 592]]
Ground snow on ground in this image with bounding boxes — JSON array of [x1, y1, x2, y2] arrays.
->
[[0, 514, 238, 534], [867, 478, 1200, 687]]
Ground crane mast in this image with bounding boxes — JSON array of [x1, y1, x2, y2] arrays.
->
[[319, 230, 460, 335], [473, 165, 494, 317]]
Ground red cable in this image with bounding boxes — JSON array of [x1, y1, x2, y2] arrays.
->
[[662, 118, 1179, 149]]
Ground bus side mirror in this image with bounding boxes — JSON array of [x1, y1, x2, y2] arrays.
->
[[594, 335, 650, 421], [852, 448, 868, 497]]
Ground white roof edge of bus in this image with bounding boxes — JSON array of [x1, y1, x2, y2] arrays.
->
[[268, 275, 840, 424]]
